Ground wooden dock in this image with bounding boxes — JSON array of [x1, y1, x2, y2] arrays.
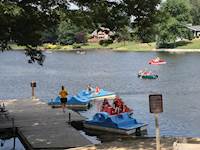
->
[[0, 99, 92, 149]]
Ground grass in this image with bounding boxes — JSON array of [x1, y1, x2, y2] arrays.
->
[[108, 41, 156, 51], [175, 39, 200, 49], [8, 39, 200, 52]]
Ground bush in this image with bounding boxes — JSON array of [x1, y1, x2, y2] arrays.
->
[[43, 43, 61, 49], [73, 44, 82, 49], [99, 39, 113, 46]]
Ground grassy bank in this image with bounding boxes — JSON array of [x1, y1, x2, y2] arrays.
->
[[175, 39, 200, 49], [9, 39, 200, 52]]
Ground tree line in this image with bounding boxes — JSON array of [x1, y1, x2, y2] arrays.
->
[[0, 0, 199, 64]]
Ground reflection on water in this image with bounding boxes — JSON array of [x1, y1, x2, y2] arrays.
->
[[1, 51, 200, 137]]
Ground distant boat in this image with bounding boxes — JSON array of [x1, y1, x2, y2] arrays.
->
[[76, 50, 86, 55], [148, 57, 167, 65], [84, 112, 147, 135], [138, 70, 158, 79], [45, 51, 53, 54]]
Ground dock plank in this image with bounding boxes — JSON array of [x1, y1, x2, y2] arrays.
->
[[1, 99, 92, 149]]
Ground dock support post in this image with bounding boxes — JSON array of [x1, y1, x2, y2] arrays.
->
[[68, 113, 71, 124], [30, 81, 36, 99], [12, 118, 16, 150]]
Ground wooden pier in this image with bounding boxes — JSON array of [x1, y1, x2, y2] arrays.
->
[[0, 99, 92, 149]]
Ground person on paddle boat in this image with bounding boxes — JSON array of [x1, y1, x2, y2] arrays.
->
[[154, 57, 160, 62], [59, 85, 68, 113], [122, 104, 133, 113], [95, 86, 100, 94], [138, 70, 144, 76], [101, 98, 112, 112], [87, 84, 94, 93], [113, 96, 124, 114]]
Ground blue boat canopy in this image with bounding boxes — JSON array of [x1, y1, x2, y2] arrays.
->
[[48, 96, 90, 105], [77, 89, 115, 99]]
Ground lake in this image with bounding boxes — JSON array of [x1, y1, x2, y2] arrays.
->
[[1, 50, 200, 137]]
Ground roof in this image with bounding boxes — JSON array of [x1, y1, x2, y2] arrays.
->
[[186, 25, 200, 32]]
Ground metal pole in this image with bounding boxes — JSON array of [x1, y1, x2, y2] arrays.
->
[[68, 112, 71, 124], [32, 86, 35, 99], [155, 113, 161, 150]]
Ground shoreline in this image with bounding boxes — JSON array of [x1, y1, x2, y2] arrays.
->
[[70, 136, 200, 150], [9, 47, 200, 53]]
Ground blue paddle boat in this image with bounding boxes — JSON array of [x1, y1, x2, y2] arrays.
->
[[48, 96, 90, 110], [77, 89, 116, 100], [84, 112, 147, 135]]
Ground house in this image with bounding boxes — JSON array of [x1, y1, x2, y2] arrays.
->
[[88, 27, 114, 43], [186, 25, 200, 38]]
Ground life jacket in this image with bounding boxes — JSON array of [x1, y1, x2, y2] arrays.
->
[[96, 86, 100, 93]]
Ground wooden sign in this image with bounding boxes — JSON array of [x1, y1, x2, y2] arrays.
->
[[149, 94, 163, 113], [30, 81, 36, 87]]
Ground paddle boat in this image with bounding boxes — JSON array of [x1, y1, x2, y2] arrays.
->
[[77, 87, 116, 100], [83, 112, 147, 135], [148, 57, 166, 65], [48, 96, 90, 110], [138, 70, 158, 79]]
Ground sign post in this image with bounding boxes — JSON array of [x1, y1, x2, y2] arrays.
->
[[30, 81, 36, 99], [149, 94, 163, 150]]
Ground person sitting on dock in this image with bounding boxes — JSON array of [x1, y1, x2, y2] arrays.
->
[[59, 85, 68, 113]]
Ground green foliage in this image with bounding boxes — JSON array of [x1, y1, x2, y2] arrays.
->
[[57, 20, 76, 45], [71, 1, 129, 31], [99, 39, 113, 46], [116, 26, 131, 42], [122, 0, 161, 43], [157, 0, 192, 48], [190, 0, 200, 25], [0, 0, 67, 64]]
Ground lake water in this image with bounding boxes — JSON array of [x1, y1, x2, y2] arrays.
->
[[0, 137, 25, 150], [1, 50, 200, 137]]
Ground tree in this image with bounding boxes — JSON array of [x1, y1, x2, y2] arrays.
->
[[0, 0, 69, 65], [190, 0, 200, 25], [121, 0, 161, 43], [116, 26, 131, 46], [157, 0, 192, 47], [70, 0, 129, 31]]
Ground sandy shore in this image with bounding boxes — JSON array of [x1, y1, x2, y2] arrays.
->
[[69, 137, 200, 150], [156, 49, 200, 53]]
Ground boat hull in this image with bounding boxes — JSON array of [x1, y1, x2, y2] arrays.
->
[[138, 74, 158, 79], [84, 123, 147, 135], [51, 104, 89, 110], [149, 60, 167, 65], [84, 112, 147, 135], [48, 96, 90, 111]]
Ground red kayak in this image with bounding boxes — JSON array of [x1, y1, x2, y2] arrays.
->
[[148, 59, 166, 65]]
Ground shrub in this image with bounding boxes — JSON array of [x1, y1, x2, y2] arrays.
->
[[99, 39, 113, 46], [73, 44, 82, 49]]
